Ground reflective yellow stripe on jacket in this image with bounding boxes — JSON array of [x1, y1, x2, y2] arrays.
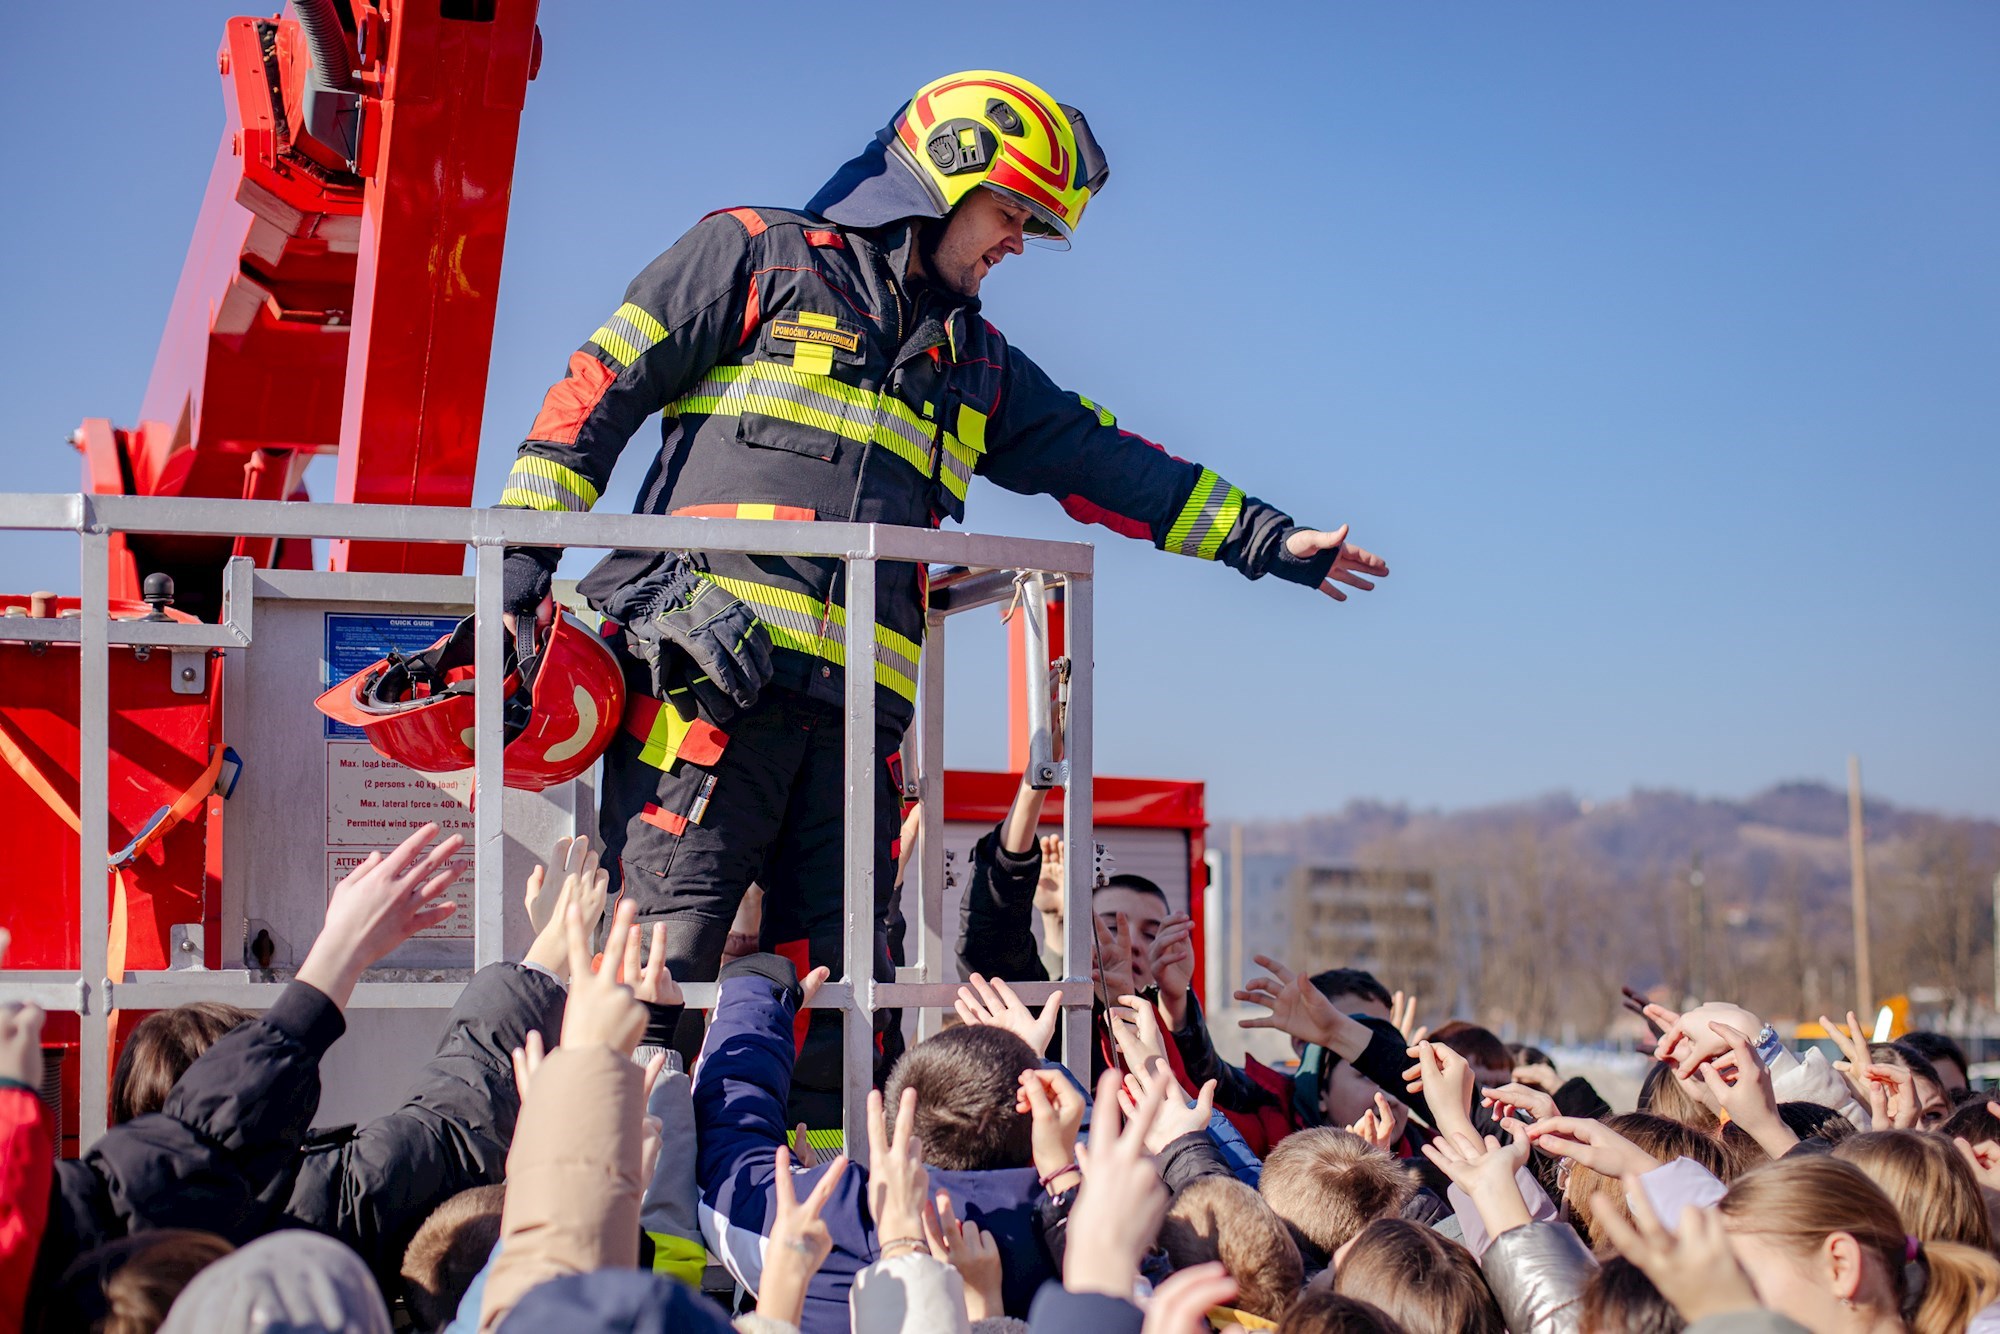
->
[[1165, 468, 1244, 560], [668, 363, 938, 480], [698, 572, 921, 703], [500, 455, 601, 513]]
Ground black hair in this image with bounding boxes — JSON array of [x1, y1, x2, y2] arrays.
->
[[1899, 1031, 1971, 1083], [1095, 873, 1169, 908], [1308, 968, 1392, 1010]]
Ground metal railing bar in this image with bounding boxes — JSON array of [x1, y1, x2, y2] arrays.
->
[[841, 555, 879, 1163], [471, 546, 507, 971], [1059, 575, 1096, 1071]]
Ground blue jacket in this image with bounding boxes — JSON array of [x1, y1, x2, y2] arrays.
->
[[693, 955, 1057, 1334]]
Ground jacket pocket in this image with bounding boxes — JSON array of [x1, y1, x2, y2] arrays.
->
[[736, 410, 843, 463]]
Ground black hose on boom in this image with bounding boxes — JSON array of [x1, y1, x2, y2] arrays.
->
[[292, 0, 355, 90]]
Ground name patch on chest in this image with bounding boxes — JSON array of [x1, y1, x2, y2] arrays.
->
[[771, 319, 863, 353]]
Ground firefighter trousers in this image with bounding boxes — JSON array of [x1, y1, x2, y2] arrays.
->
[[600, 683, 906, 1127]]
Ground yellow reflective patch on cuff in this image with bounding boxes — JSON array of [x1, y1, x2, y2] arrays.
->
[[1165, 469, 1240, 560], [1077, 394, 1116, 428], [956, 404, 988, 452]]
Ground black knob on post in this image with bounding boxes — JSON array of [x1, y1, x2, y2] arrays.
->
[[141, 573, 175, 621]]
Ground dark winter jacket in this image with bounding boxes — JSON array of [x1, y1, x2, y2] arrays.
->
[[284, 961, 566, 1290], [693, 954, 1057, 1334], [29, 980, 346, 1327], [957, 822, 1049, 984], [503, 200, 1339, 735]]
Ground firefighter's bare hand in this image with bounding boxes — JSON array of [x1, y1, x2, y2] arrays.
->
[[1286, 525, 1388, 602]]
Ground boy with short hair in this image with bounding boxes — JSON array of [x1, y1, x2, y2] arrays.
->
[[1258, 1127, 1419, 1270]]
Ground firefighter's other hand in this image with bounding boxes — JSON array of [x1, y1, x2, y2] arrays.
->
[[1286, 525, 1389, 602]]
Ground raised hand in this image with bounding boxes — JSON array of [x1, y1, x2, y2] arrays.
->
[[1235, 955, 1369, 1060], [558, 902, 645, 1056], [1108, 994, 1172, 1073], [1092, 912, 1137, 1003], [1403, 1039, 1477, 1139], [1482, 1081, 1558, 1125], [955, 972, 1062, 1053], [1591, 1174, 1761, 1323], [0, 997, 45, 1090], [1820, 1010, 1918, 1130], [615, 918, 683, 1008], [1017, 1068, 1085, 1193], [1148, 914, 1197, 1029], [1121, 1058, 1216, 1156], [792, 1122, 819, 1171], [298, 822, 465, 1006], [1284, 524, 1389, 604], [1421, 1121, 1535, 1237], [1142, 1261, 1239, 1334], [522, 835, 610, 979], [1349, 1091, 1399, 1152], [758, 1143, 847, 1328], [1954, 1107, 2000, 1191], [510, 1029, 546, 1102], [1526, 1116, 1663, 1182], [867, 1087, 930, 1246], [1065, 1070, 1169, 1300], [1391, 989, 1427, 1044], [923, 1188, 1004, 1322], [1695, 1023, 1799, 1158], [1033, 834, 1066, 918]]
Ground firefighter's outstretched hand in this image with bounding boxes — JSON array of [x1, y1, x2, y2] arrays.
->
[[1286, 525, 1388, 603]]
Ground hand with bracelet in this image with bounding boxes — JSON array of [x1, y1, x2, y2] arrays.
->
[[1017, 1067, 1085, 1196], [867, 1086, 933, 1261]]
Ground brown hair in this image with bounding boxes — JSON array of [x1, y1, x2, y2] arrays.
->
[[1634, 1061, 1720, 1134], [1833, 1131, 1993, 1250], [401, 1184, 506, 1331], [1259, 1128, 1418, 1266], [100, 1230, 234, 1334], [1426, 1022, 1511, 1077], [110, 1002, 253, 1124], [1279, 1289, 1411, 1334], [1721, 1156, 2000, 1334], [1332, 1219, 1504, 1334], [1577, 1256, 1683, 1334], [1159, 1177, 1303, 1320], [882, 1025, 1036, 1172], [1565, 1113, 1732, 1252]]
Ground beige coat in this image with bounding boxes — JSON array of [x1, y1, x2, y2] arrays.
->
[[479, 1044, 644, 1331]]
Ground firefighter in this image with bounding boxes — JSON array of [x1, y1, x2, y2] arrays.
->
[[497, 71, 1388, 1121]]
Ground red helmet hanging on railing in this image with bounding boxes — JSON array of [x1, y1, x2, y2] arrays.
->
[[315, 611, 624, 792]]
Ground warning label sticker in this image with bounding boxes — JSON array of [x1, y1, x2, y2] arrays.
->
[[322, 612, 463, 740], [325, 848, 473, 942]]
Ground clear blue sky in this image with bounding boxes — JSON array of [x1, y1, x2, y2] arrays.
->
[[4, 3, 1995, 820]]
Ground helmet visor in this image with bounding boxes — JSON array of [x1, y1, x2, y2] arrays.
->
[[983, 183, 1074, 249]]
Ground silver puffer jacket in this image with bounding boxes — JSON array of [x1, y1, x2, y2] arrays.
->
[[1479, 1221, 1596, 1334]]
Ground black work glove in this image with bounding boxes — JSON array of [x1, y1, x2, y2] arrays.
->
[[601, 555, 773, 723], [502, 549, 556, 617]]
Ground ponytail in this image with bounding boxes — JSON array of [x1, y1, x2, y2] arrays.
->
[[1906, 1239, 2000, 1334]]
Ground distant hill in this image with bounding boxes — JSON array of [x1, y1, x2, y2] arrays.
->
[[1231, 783, 2000, 1038]]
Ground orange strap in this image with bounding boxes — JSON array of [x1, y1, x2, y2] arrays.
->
[[0, 715, 221, 983]]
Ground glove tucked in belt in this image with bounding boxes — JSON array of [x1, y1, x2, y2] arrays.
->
[[600, 556, 773, 724]]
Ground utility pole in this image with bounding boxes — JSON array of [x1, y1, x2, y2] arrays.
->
[[1686, 855, 1708, 1005], [1229, 823, 1245, 999], [1847, 755, 1873, 1023], [1990, 872, 2000, 1039]]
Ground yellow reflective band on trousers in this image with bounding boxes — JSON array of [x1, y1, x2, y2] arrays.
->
[[1165, 468, 1245, 560], [499, 455, 601, 513], [589, 301, 669, 369], [668, 363, 936, 479], [697, 572, 921, 703]]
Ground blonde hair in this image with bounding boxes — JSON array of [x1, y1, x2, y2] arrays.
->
[[1833, 1131, 1993, 1250], [1720, 1156, 2000, 1334], [1259, 1128, 1418, 1265], [1160, 1176, 1303, 1320]]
